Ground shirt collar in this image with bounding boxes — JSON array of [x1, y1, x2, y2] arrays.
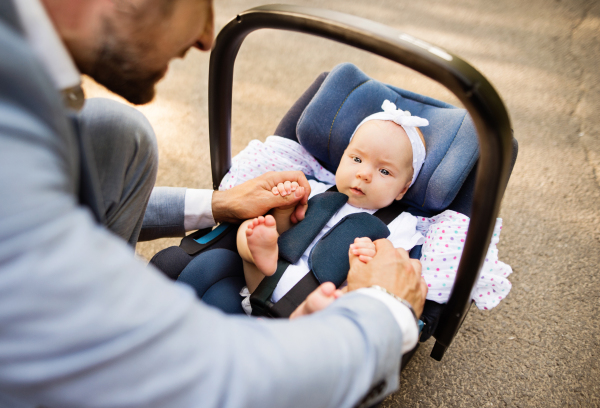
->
[[12, 0, 84, 109]]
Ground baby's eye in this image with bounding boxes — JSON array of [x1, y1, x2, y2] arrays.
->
[[379, 169, 390, 176], [353, 157, 361, 163]]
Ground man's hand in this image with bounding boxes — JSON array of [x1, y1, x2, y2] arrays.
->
[[347, 239, 427, 318], [211, 171, 311, 224]]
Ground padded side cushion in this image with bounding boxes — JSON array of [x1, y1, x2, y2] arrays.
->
[[296, 62, 479, 213]]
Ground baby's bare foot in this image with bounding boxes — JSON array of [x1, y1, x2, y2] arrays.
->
[[246, 215, 279, 276], [290, 282, 343, 319]]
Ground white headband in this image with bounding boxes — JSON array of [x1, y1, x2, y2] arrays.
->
[[349, 100, 428, 187]]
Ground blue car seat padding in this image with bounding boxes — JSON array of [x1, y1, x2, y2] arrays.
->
[[150, 64, 517, 334], [297, 62, 478, 214], [278, 191, 349, 263], [310, 211, 389, 286], [177, 249, 245, 315], [250, 186, 408, 318]]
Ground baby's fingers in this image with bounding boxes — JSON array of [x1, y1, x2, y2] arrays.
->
[[358, 255, 373, 263], [350, 240, 376, 252], [353, 237, 374, 245], [351, 246, 376, 258]]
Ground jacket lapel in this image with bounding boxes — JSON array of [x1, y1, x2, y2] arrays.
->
[[0, 0, 24, 34], [69, 115, 105, 224]]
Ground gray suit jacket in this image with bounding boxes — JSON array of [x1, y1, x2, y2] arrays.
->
[[0, 3, 404, 407]]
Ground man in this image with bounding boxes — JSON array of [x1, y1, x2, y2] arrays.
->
[[0, 0, 427, 407]]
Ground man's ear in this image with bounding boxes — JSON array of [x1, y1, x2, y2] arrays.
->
[[395, 180, 412, 201]]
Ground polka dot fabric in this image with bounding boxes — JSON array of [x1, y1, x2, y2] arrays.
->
[[218, 136, 336, 191], [419, 210, 512, 310]]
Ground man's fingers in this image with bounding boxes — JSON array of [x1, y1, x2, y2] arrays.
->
[[410, 259, 422, 275], [394, 246, 410, 260], [421, 277, 428, 296], [292, 187, 307, 223], [373, 238, 395, 254]]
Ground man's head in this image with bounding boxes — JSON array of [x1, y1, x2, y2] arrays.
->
[[335, 120, 425, 210], [44, 0, 214, 104]]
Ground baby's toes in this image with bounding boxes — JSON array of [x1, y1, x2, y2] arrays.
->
[[277, 183, 287, 196], [264, 214, 276, 227], [272, 186, 279, 195], [291, 181, 299, 191]]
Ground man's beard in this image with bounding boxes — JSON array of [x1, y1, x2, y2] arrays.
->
[[86, 22, 165, 105]]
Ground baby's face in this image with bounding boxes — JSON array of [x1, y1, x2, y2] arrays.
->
[[335, 120, 413, 210]]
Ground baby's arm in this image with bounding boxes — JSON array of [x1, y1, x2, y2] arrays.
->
[[350, 237, 376, 263], [270, 181, 302, 235]]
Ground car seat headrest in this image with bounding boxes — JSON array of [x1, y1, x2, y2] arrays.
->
[[296, 62, 479, 213]]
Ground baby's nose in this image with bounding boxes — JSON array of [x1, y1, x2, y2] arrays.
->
[[356, 170, 372, 181]]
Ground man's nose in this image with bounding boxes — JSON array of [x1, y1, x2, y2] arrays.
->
[[194, 5, 214, 51]]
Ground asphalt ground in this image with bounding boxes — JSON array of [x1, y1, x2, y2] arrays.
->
[[83, 0, 600, 406]]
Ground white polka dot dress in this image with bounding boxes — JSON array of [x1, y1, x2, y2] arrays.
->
[[419, 210, 512, 310], [218, 136, 335, 191]]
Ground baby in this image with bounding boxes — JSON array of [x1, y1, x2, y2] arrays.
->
[[236, 101, 428, 315]]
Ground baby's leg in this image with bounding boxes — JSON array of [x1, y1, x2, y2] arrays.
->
[[289, 282, 343, 319], [237, 215, 279, 293]]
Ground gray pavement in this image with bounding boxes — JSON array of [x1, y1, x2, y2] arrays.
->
[[83, 0, 600, 406]]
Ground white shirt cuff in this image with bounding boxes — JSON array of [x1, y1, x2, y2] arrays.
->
[[356, 288, 419, 354], [183, 189, 216, 231]]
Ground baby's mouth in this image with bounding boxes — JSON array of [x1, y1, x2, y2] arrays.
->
[[349, 187, 365, 196]]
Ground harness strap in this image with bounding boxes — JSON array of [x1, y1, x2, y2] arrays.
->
[[251, 184, 410, 318], [269, 272, 321, 318], [250, 258, 291, 316]]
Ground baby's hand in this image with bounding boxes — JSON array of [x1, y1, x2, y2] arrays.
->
[[350, 237, 376, 263], [271, 181, 299, 197]]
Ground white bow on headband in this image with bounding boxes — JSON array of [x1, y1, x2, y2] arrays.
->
[[349, 100, 428, 187], [380, 100, 429, 128]]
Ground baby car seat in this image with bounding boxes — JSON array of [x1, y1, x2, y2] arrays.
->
[[150, 62, 518, 352], [150, 5, 517, 362]]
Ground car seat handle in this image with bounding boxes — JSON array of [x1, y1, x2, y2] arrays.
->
[[208, 4, 513, 361]]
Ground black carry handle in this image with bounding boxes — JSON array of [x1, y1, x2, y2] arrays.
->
[[208, 4, 513, 361]]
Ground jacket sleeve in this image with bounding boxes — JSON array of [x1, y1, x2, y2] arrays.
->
[[0, 105, 403, 408], [139, 186, 187, 241]]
